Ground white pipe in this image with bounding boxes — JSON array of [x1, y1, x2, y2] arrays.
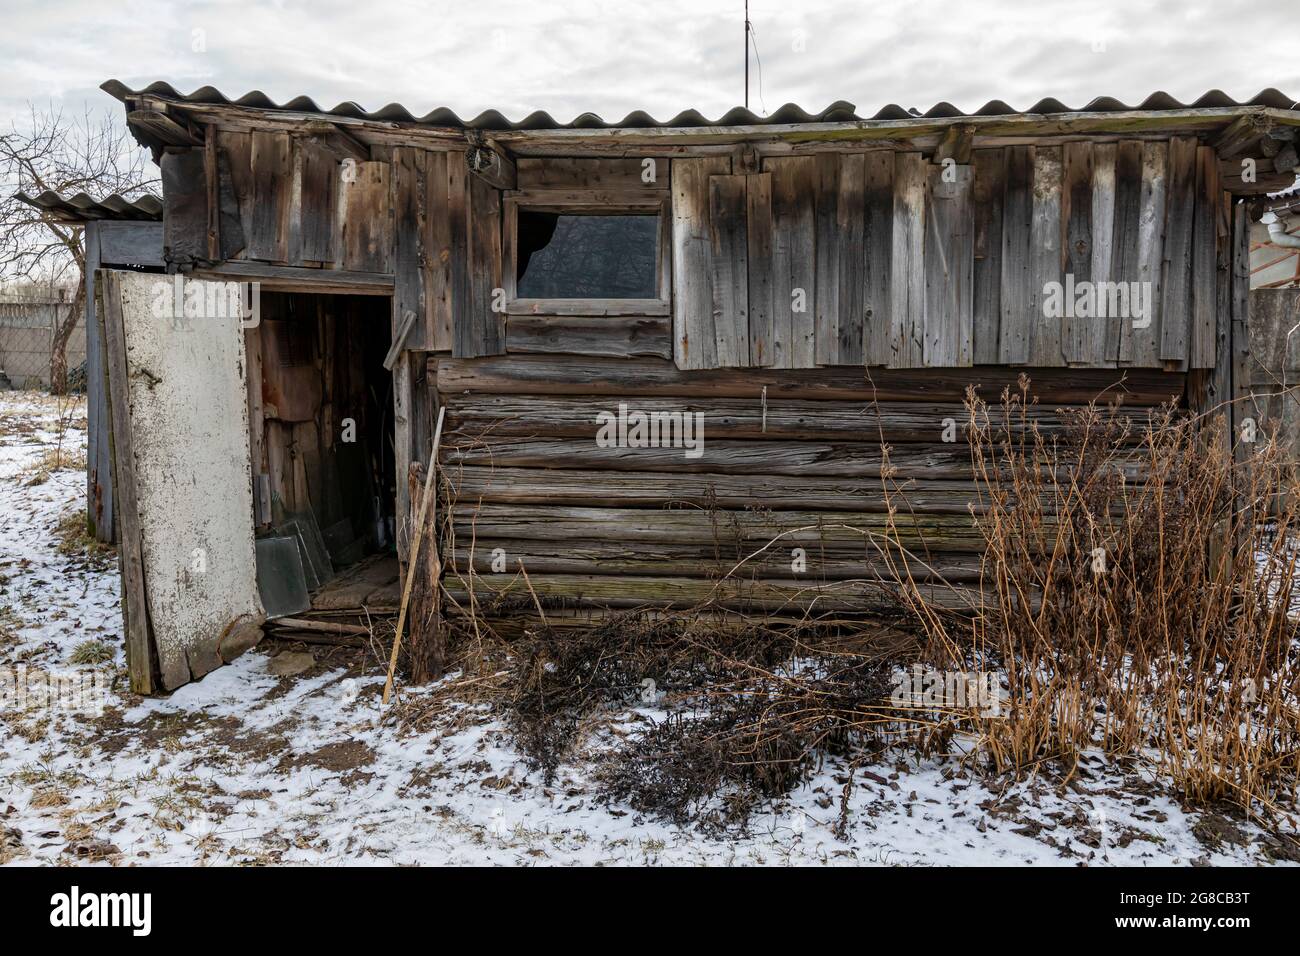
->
[[1263, 211, 1300, 249]]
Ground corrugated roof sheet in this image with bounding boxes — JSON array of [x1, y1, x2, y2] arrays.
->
[[101, 80, 1300, 131], [15, 190, 162, 222]]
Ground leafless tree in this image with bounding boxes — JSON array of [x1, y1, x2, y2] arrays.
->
[[0, 104, 158, 392]]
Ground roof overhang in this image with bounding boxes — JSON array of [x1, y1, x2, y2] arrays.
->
[[102, 81, 1300, 194]]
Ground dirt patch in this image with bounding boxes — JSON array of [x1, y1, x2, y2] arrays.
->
[[1193, 811, 1251, 851], [276, 740, 376, 782]]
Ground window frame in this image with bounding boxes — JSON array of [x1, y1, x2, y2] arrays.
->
[[502, 192, 672, 317]]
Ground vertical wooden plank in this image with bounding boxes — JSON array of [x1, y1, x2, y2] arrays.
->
[[460, 170, 505, 356], [1028, 146, 1064, 366], [427, 151, 453, 351], [813, 154, 841, 365], [745, 172, 775, 366], [863, 151, 893, 366], [249, 131, 292, 262], [394, 352, 414, 560], [972, 148, 1005, 365], [836, 153, 866, 366], [204, 128, 220, 261], [245, 321, 268, 528], [217, 130, 252, 261], [445, 151, 470, 355], [1190, 145, 1219, 369], [999, 145, 1034, 364], [1107, 140, 1138, 364], [1090, 143, 1118, 365], [286, 140, 304, 266], [708, 173, 750, 367], [1230, 201, 1253, 470], [1061, 142, 1095, 365], [298, 141, 337, 264], [393, 147, 430, 351], [1203, 188, 1234, 460], [1161, 136, 1197, 368], [923, 163, 974, 367], [766, 156, 816, 369], [340, 160, 393, 274], [100, 271, 154, 695], [671, 156, 730, 369], [1127, 142, 1167, 366], [84, 224, 114, 543], [890, 152, 927, 369]]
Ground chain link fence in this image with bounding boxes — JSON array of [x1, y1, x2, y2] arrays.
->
[[0, 291, 85, 391]]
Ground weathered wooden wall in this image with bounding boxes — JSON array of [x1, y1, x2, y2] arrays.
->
[[433, 354, 1188, 615], [150, 131, 1248, 616], [162, 135, 1231, 376], [672, 139, 1225, 372], [1248, 288, 1300, 460]]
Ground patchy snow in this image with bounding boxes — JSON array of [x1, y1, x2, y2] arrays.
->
[[0, 390, 1295, 866]]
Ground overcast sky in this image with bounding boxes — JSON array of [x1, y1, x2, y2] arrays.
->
[[2, 0, 1296, 133]]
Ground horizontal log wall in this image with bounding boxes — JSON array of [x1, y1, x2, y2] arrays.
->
[[434, 353, 1187, 616]]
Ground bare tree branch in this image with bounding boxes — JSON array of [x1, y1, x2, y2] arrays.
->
[[0, 102, 159, 391]]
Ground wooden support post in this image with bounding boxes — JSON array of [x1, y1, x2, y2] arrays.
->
[[100, 272, 155, 695], [383, 407, 446, 704]]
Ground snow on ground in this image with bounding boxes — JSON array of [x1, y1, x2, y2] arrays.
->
[[0, 390, 1296, 866]]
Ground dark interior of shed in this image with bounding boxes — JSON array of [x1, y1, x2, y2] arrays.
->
[[252, 292, 397, 613]]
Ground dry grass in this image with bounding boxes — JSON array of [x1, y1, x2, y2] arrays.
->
[[886, 381, 1300, 819], [53, 508, 115, 567], [396, 382, 1300, 830]]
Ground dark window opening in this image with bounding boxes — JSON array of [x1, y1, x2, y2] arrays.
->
[[516, 211, 658, 299]]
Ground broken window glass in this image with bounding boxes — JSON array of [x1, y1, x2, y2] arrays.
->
[[516, 211, 659, 300]]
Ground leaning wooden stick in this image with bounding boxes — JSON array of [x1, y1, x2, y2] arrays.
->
[[383, 405, 446, 705]]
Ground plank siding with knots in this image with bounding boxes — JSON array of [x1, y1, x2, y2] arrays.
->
[[813, 154, 842, 365], [707, 172, 751, 367], [671, 156, 731, 369], [923, 163, 974, 367], [998, 145, 1035, 364], [1090, 143, 1119, 364], [835, 153, 867, 366], [766, 156, 817, 369], [1161, 136, 1198, 368], [1061, 142, 1095, 365], [1028, 146, 1064, 366], [745, 172, 775, 366], [1125, 142, 1168, 366], [863, 151, 894, 366], [462, 170, 505, 356], [249, 131, 293, 263], [1190, 145, 1220, 370], [890, 152, 927, 368], [972, 148, 1006, 365]]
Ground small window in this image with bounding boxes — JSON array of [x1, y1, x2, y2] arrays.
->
[[516, 212, 659, 299], [504, 195, 669, 316]]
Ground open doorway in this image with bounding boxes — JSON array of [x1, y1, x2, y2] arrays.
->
[[252, 292, 400, 616]]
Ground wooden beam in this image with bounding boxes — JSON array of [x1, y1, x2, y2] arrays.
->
[[190, 261, 394, 295], [383, 306, 420, 370], [933, 123, 975, 165], [100, 272, 155, 695], [466, 140, 517, 190], [298, 120, 370, 163], [127, 109, 201, 147]]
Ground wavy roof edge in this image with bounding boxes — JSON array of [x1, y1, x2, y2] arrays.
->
[[14, 190, 163, 222], [101, 80, 1300, 131]]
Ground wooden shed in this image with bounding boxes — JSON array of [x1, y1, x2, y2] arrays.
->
[[67, 82, 1300, 693]]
